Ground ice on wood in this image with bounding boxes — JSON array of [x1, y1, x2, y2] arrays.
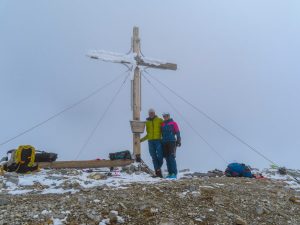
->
[[87, 50, 177, 71], [87, 50, 136, 65]]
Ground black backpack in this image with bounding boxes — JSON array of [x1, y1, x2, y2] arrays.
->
[[35, 150, 58, 162], [109, 150, 132, 160]]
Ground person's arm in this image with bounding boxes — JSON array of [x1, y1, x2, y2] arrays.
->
[[140, 122, 149, 142], [173, 122, 181, 147], [159, 118, 164, 139], [140, 134, 148, 142]]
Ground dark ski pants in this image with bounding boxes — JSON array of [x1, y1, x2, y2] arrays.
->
[[148, 140, 163, 171], [162, 141, 177, 175]]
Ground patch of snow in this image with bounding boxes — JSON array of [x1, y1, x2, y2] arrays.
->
[[8, 189, 32, 195], [41, 210, 51, 215], [2, 169, 162, 195], [5, 181, 17, 190], [52, 218, 64, 225], [117, 215, 125, 223], [141, 56, 167, 66], [194, 216, 206, 222], [99, 218, 110, 225], [41, 188, 77, 195]]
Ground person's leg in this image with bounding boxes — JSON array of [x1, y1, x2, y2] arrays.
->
[[148, 141, 159, 171], [169, 155, 178, 175], [163, 142, 172, 176], [151, 140, 163, 177], [168, 142, 178, 176], [155, 140, 164, 169]]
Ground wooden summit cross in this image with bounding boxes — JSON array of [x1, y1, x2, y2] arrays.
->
[[87, 27, 177, 162]]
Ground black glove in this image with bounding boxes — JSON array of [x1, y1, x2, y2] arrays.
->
[[176, 139, 181, 147]]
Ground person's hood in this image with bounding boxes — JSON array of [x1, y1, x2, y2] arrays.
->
[[163, 118, 173, 123]]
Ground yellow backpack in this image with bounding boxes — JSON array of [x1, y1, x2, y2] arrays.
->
[[12, 145, 38, 173], [15, 145, 36, 167]]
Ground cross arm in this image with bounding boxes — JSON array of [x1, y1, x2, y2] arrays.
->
[[137, 57, 177, 71], [87, 50, 177, 71], [87, 50, 135, 65]]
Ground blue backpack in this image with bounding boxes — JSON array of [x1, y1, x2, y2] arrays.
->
[[225, 163, 253, 178]]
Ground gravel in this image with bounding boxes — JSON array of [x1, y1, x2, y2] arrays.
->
[[0, 174, 299, 225]]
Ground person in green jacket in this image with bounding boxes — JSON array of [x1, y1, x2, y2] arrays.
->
[[140, 108, 164, 177]]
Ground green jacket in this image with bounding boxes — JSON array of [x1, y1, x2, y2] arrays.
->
[[141, 116, 163, 142]]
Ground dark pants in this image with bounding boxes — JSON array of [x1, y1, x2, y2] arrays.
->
[[162, 141, 177, 175], [148, 140, 163, 171]]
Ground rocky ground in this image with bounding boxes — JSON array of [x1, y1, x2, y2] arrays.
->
[[0, 167, 300, 225]]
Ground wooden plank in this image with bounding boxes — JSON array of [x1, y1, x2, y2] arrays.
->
[[138, 61, 177, 70], [132, 26, 142, 162], [38, 159, 134, 169]]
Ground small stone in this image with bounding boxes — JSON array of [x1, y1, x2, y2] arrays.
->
[[187, 212, 198, 217], [150, 208, 159, 214], [278, 167, 287, 175], [289, 196, 300, 204], [135, 203, 149, 211], [77, 197, 87, 204], [178, 192, 187, 198], [86, 213, 101, 222], [188, 185, 197, 192], [255, 206, 265, 215], [235, 217, 247, 225], [191, 191, 201, 197], [87, 173, 107, 180], [119, 202, 127, 209], [0, 198, 9, 206], [194, 215, 206, 222], [109, 210, 118, 222], [53, 214, 65, 220], [4, 173, 19, 184], [159, 222, 175, 225]]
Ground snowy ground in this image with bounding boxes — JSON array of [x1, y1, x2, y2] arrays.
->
[[1, 167, 300, 224], [1, 167, 299, 197], [262, 168, 300, 192]]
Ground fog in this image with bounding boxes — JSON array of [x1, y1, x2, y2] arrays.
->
[[1, 1, 299, 171]]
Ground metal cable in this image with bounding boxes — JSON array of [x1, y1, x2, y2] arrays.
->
[[0, 72, 127, 149], [142, 73, 228, 164], [75, 73, 130, 159], [147, 74, 277, 166]]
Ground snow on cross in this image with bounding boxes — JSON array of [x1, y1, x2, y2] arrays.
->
[[87, 27, 177, 162], [87, 50, 177, 71]]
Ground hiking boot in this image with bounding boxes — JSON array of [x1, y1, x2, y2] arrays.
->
[[166, 173, 177, 179], [155, 169, 163, 178]]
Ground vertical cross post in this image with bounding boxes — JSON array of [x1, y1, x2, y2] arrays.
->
[[132, 27, 141, 162]]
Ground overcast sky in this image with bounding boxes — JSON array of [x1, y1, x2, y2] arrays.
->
[[0, 1, 299, 171]]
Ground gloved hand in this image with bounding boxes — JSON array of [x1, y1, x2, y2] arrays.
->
[[176, 140, 181, 147]]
